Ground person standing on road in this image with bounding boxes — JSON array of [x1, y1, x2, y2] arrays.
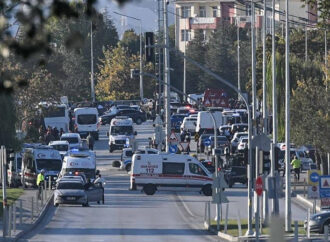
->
[[94, 174, 106, 204], [291, 156, 301, 181], [37, 169, 45, 200], [87, 132, 95, 150]]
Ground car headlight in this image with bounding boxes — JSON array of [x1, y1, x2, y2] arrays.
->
[[53, 176, 57, 180]]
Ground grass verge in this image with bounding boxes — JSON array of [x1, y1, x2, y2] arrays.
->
[[210, 219, 306, 237], [0, 188, 24, 217]]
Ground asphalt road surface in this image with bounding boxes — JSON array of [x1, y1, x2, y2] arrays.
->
[[19, 122, 218, 242]]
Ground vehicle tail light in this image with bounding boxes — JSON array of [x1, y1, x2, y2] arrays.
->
[[207, 162, 212, 165], [74, 171, 79, 175]]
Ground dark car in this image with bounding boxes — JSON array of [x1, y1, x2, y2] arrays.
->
[[304, 211, 330, 233], [100, 109, 146, 125], [201, 160, 215, 173], [170, 114, 187, 132], [224, 166, 247, 188]]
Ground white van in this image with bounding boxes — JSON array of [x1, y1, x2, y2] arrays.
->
[[180, 116, 197, 134], [196, 111, 223, 134], [120, 147, 159, 172], [131, 154, 212, 196], [60, 133, 81, 149], [74, 107, 99, 140], [49, 140, 70, 159], [61, 151, 96, 179], [107, 117, 137, 153], [21, 145, 62, 188]]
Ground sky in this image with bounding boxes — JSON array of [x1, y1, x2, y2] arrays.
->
[[97, 0, 175, 38]]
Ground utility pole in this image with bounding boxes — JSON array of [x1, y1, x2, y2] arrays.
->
[[183, 14, 187, 102], [305, 24, 308, 62], [262, 0, 267, 134], [285, 0, 292, 232], [271, 0, 278, 216], [325, 30, 328, 91], [163, 0, 171, 152], [139, 20, 144, 100], [157, 0, 163, 114], [90, 21, 95, 103], [247, 0, 256, 236], [1, 146, 7, 237], [237, 18, 241, 92]]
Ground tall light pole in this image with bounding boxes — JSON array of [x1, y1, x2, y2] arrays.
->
[[90, 21, 95, 103], [163, 0, 171, 152], [183, 14, 187, 102], [262, 0, 267, 134], [285, 0, 292, 232], [237, 18, 241, 92], [113, 12, 144, 100], [271, 0, 278, 216]]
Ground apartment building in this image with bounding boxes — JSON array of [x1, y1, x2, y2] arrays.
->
[[174, 0, 317, 52]]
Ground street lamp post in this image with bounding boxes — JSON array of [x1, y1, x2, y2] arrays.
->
[[90, 21, 95, 103], [113, 11, 144, 100]]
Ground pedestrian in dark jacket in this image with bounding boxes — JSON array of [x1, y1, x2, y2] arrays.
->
[[87, 132, 95, 150]]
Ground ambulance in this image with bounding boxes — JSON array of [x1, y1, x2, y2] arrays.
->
[[21, 145, 62, 188], [7, 152, 22, 187], [107, 117, 137, 153], [61, 150, 96, 179], [130, 154, 213, 196]]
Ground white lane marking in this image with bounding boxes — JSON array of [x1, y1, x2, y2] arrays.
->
[[175, 193, 196, 218]]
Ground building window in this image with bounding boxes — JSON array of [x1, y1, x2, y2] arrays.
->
[[245, 3, 251, 16], [181, 6, 191, 18], [199, 30, 206, 41], [212, 6, 218, 17], [199, 6, 206, 17], [181, 29, 191, 42]]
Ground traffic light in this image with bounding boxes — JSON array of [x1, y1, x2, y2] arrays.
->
[[145, 32, 154, 63]]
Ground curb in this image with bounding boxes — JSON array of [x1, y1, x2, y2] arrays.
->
[[13, 192, 54, 241], [296, 194, 321, 212]]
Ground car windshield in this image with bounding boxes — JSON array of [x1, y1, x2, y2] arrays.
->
[[61, 137, 78, 144], [241, 138, 248, 143], [77, 114, 97, 125], [51, 144, 68, 151], [17, 157, 22, 171], [210, 136, 227, 142], [111, 126, 133, 135], [36, 159, 62, 171], [42, 106, 65, 118], [57, 182, 84, 190]]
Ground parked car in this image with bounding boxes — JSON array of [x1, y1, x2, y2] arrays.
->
[[205, 136, 229, 155], [237, 137, 248, 152], [230, 132, 248, 153], [180, 116, 197, 134], [224, 166, 247, 188], [100, 109, 146, 125], [304, 211, 330, 233], [170, 114, 187, 132]]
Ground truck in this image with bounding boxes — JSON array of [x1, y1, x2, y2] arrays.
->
[[203, 89, 229, 108], [195, 111, 223, 134]]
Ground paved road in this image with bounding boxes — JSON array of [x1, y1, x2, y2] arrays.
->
[[20, 123, 218, 242]]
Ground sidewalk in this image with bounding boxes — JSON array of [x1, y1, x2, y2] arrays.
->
[[0, 187, 53, 241]]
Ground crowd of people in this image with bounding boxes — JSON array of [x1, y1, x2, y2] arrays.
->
[[38, 126, 65, 144]]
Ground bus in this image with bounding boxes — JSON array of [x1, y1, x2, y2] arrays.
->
[[40, 103, 70, 132]]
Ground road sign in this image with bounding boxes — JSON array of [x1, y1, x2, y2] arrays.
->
[[169, 145, 178, 154], [319, 176, 330, 198], [179, 142, 189, 152], [168, 131, 178, 143], [212, 173, 229, 204], [250, 134, 271, 151], [308, 170, 321, 186], [194, 133, 200, 142], [255, 176, 263, 196], [321, 198, 330, 208], [307, 186, 320, 199], [203, 138, 211, 146]]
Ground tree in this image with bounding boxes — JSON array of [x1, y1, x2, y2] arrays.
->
[[186, 30, 207, 94], [120, 29, 140, 55], [95, 46, 155, 100]]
